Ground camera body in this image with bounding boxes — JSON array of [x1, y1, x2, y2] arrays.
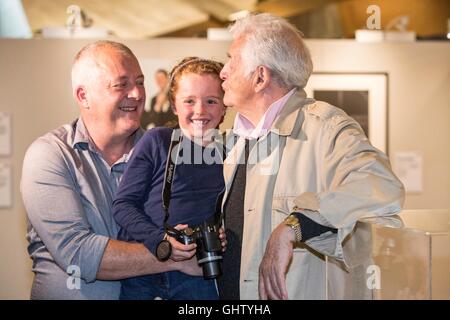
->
[[167, 220, 222, 280]]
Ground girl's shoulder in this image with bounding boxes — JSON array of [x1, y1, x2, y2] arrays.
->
[[142, 126, 173, 144]]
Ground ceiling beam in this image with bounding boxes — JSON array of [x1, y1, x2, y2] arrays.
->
[[22, 0, 209, 38], [256, 0, 348, 18]]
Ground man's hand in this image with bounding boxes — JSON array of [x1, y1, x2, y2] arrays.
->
[[259, 222, 296, 300], [175, 256, 203, 276], [168, 224, 196, 261]]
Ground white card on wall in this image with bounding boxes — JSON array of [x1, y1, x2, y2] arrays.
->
[[0, 163, 12, 207], [0, 112, 11, 156], [394, 151, 423, 193]]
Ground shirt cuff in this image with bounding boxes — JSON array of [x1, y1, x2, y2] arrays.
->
[[143, 230, 166, 256], [291, 212, 337, 242]]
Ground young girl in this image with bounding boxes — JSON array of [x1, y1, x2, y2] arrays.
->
[[113, 57, 226, 300]]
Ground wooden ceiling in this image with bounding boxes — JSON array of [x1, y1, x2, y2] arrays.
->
[[22, 0, 343, 38], [22, 0, 211, 38], [21, 0, 450, 39]]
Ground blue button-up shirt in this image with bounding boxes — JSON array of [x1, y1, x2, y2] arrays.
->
[[21, 118, 143, 299]]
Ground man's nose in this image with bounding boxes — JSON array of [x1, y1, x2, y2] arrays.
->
[[220, 65, 228, 80], [128, 84, 144, 100]]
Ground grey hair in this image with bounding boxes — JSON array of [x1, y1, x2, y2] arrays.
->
[[229, 13, 313, 89], [71, 40, 138, 95], [73, 40, 136, 65]]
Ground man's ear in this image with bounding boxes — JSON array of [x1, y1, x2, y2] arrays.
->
[[75, 86, 89, 109], [254, 66, 271, 93]]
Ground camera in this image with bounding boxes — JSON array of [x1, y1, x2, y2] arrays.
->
[[167, 219, 223, 280]]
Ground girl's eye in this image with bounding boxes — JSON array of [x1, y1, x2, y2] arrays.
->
[[184, 99, 195, 104]]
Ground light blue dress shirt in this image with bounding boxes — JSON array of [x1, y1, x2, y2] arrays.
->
[[21, 118, 143, 299]]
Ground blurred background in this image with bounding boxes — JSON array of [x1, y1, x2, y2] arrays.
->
[[3, 0, 449, 39]]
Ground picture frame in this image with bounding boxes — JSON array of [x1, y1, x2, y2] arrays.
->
[[305, 72, 388, 153], [0, 162, 12, 208], [139, 58, 177, 130], [0, 112, 11, 156]]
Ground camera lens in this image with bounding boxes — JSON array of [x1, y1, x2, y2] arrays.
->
[[195, 222, 223, 279], [197, 252, 222, 279]]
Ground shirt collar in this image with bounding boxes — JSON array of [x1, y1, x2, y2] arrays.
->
[[72, 118, 144, 158], [233, 88, 297, 139], [72, 118, 92, 150]]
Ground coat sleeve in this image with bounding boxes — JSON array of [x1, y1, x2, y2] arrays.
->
[[292, 113, 405, 264], [21, 138, 109, 283]]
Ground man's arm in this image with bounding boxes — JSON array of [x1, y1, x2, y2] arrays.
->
[[259, 114, 405, 299], [258, 213, 337, 299], [21, 137, 194, 284], [97, 239, 201, 280], [291, 115, 404, 257]]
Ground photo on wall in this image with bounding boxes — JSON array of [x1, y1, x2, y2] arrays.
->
[[139, 58, 177, 130], [0, 112, 11, 156], [305, 73, 388, 153]]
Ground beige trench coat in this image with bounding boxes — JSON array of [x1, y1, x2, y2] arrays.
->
[[221, 90, 405, 299]]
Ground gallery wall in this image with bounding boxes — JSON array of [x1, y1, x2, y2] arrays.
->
[[0, 38, 449, 299]]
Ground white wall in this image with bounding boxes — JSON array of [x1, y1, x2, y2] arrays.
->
[[0, 38, 448, 299]]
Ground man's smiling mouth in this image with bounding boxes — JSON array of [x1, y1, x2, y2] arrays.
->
[[119, 106, 138, 112]]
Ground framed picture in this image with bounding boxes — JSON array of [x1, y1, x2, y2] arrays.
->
[[0, 162, 12, 208], [139, 59, 177, 130], [305, 73, 388, 153], [0, 112, 11, 156]]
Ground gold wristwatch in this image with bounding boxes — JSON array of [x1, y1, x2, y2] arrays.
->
[[284, 214, 302, 243]]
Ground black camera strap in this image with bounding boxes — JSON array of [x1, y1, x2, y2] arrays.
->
[[162, 129, 183, 233]]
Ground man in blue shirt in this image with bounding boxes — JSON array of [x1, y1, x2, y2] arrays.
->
[[21, 41, 201, 299]]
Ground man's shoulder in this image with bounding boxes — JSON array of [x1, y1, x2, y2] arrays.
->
[[303, 101, 347, 121], [302, 101, 357, 129], [25, 122, 76, 161]]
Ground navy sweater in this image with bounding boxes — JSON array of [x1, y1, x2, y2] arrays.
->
[[113, 127, 224, 255]]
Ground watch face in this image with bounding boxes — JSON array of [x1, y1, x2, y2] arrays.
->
[[285, 215, 299, 226], [156, 240, 172, 261]]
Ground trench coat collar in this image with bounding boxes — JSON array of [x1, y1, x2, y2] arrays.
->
[[270, 88, 315, 137]]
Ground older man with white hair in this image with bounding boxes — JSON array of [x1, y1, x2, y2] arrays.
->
[[218, 13, 405, 300]]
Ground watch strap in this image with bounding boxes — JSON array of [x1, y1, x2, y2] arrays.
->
[[285, 214, 303, 243]]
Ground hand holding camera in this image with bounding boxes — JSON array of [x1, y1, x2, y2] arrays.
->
[[164, 220, 224, 279], [166, 224, 197, 261]]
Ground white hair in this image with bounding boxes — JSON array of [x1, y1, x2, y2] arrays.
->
[[229, 13, 313, 89]]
